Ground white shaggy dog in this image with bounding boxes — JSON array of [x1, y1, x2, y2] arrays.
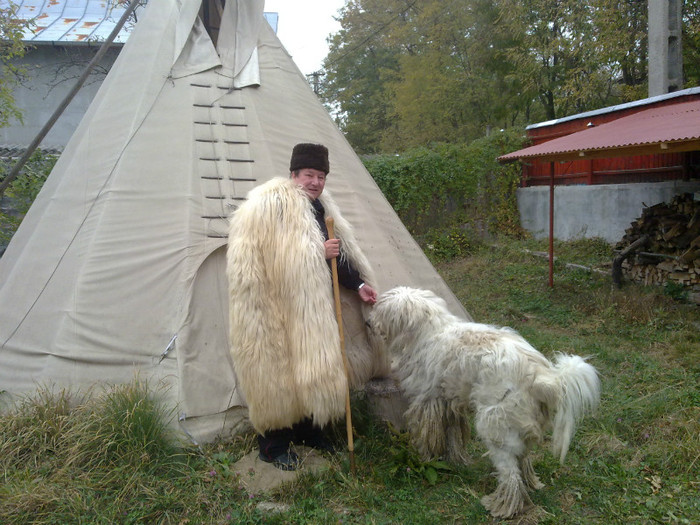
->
[[368, 287, 600, 518]]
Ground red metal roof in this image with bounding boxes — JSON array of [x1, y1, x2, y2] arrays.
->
[[499, 99, 700, 163]]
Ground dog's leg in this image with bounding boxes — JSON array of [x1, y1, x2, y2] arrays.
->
[[405, 399, 447, 460], [476, 406, 532, 518], [520, 454, 544, 490], [444, 410, 471, 464], [480, 444, 533, 518]]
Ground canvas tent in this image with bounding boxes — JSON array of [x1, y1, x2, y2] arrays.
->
[[0, 0, 470, 443]]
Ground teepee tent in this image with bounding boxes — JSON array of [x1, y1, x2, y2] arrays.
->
[[0, 0, 470, 442]]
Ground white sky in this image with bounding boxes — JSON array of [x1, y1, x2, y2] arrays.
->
[[264, 0, 346, 76]]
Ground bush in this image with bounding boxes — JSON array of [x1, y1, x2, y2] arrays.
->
[[419, 227, 478, 263], [363, 130, 527, 237], [0, 150, 57, 247]]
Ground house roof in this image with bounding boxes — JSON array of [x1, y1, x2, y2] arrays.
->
[[2, 1, 280, 45], [499, 98, 700, 163], [3, 0, 133, 44]]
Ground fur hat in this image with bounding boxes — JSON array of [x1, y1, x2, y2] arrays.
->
[[289, 143, 329, 174]]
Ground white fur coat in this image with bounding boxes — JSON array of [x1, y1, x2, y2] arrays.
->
[[226, 177, 385, 433]]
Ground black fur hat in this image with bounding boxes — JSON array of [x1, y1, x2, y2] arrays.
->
[[289, 143, 329, 174]]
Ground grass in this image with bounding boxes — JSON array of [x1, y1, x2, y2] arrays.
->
[[1, 237, 698, 524]]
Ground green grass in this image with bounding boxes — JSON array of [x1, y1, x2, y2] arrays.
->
[[1, 237, 698, 524]]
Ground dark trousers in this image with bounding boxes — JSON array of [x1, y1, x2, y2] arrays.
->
[[257, 417, 325, 459]]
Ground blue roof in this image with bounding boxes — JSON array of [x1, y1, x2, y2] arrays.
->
[[2, 0, 133, 44]]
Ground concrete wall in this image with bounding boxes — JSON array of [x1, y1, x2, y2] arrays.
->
[[1, 45, 121, 149], [517, 181, 700, 244]]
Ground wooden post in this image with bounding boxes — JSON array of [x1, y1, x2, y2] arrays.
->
[[549, 161, 555, 288], [325, 217, 356, 475]]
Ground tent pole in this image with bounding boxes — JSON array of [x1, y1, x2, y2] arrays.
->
[[549, 161, 554, 287], [0, 0, 141, 196]]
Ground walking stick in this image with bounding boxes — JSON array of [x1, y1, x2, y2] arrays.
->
[[325, 217, 356, 475]]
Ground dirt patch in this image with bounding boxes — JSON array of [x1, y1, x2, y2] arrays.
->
[[232, 446, 331, 495]]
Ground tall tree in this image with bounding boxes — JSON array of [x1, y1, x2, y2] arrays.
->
[[0, 2, 31, 128], [590, 0, 647, 102], [323, 0, 698, 153], [385, 0, 525, 149], [683, 0, 700, 87], [494, 0, 606, 120], [321, 0, 406, 154]]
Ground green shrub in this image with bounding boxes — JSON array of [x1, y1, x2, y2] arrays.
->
[[663, 280, 689, 301], [419, 227, 478, 262], [363, 129, 527, 237], [1, 149, 57, 246]]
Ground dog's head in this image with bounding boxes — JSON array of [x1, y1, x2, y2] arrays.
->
[[366, 287, 451, 353]]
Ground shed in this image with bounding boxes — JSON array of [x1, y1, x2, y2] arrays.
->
[[500, 87, 700, 247], [510, 87, 700, 187]]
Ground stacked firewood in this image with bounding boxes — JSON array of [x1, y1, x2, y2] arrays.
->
[[615, 193, 700, 298]]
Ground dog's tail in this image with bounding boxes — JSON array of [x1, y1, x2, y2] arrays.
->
[[545, 354, 600, 463]]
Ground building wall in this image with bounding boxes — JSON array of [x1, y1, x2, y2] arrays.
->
[[517, 180, 700, 243], [1, 45, 121, 149]]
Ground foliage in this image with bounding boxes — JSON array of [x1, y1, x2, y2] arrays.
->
[[386, 429, 453, 485], [322, 0, 404, 154], [2, 238, 698, 524], [663, 280, 689, 302], [382, 0, 516, 149], [590, 0, 648, 102], [684, 0, 700, 87], [363, 128, 527, 239], [0, 149, 56, 247], [419, 226, 477, 263], [0, 2, 32, 128], [322, 0, 699, 153]]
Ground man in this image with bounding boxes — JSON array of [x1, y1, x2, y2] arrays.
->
[[226, 143, 381, 470]]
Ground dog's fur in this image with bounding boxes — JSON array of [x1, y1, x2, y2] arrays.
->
[[368, 287, 600, 518]]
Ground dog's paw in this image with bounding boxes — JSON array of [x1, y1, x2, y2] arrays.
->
[[481, 477, 533, 518]]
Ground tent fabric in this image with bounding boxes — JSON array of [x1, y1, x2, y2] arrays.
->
[[0, 0, 470, 443], [499, 99, 700, 163]]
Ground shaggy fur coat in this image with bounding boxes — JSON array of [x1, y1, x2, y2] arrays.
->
[[226, 177, 386, 434]]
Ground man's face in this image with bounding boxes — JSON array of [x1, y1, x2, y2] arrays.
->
[[292, 168, 327, 200]]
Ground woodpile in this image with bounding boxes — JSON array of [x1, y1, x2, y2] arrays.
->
[[615, 193, 700, 301]]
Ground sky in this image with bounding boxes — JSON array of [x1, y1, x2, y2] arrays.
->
[[264, 0, 346, 77]]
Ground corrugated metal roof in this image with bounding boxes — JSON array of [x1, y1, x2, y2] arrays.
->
[[500, 99, 700, 163], [1, 0, 132, 44], [526, 86, 700, 130]]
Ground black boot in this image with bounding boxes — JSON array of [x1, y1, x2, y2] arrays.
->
[[258, 428, 299, 471]]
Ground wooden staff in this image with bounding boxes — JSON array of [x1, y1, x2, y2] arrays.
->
[[325, 217, 356, 475]]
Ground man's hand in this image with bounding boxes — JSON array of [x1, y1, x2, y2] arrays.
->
[[324, 238, 341, 259], [358, 284, 377, 305]]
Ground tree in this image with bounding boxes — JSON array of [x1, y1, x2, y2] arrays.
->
[[321, 0, 406, 154], [683, 0, 700, 87], [590, 0, 647, 102], [0, 2, 31, 128], [322, 0, 699, 154], [385, 0, 524, 149]]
